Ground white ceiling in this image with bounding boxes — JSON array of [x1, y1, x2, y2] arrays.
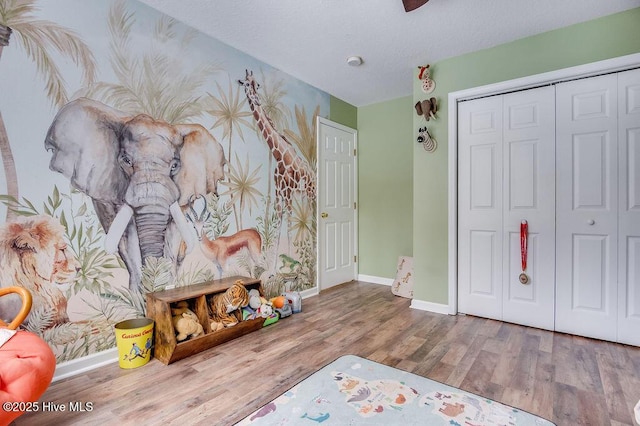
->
[[137, 0, 640, 107]]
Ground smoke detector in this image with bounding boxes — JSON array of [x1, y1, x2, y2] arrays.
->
[[346, 56, 363, 66]]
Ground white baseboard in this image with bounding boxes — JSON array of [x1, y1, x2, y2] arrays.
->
[[53, 348, 118, 382], [357, 274, 394, 286], [410, 299, 450, 315], [300, 287, 319, 299]]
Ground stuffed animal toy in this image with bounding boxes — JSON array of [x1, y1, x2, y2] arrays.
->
[[209, 280, 249, 330], [242, 306, 257, 321], [256, 302, 273, 318], [210, 320, 225, 332], [248, 288, 262, 310], [171, 301, 204, 342], [171, 300, 190, 317], [270, 295, 286, 309]]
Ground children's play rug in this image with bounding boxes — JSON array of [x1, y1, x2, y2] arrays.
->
[[237, 355, 555, 425]]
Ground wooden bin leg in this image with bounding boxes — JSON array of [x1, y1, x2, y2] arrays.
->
[[147, 298, 177, 365]]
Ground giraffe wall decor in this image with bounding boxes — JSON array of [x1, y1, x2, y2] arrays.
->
[[238, 70, 317, 219]]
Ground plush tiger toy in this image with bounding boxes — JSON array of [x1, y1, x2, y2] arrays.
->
[[209, 280, 250, 331]]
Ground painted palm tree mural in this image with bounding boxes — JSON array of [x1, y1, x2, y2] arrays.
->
[[286, 104, 321, 171], [206, 79, 253, 164], [81, 1, 219, 123], [223, 153, 263, 231], [0, 0, 328, 364], [0, 0, 95, 221], [205, 79, 254, 230]]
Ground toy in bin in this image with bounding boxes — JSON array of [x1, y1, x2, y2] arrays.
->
[[270, 295, 292, 318], [283, 291, 302, 313], [275, 301, 292, 318]]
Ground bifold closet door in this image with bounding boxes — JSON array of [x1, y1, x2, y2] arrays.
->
[[458, 86, 555, 330], [458, 95, 504, 321], [617, 68, 640, 346], [501, 87, 555, 330], [556, 74, 619, 341]]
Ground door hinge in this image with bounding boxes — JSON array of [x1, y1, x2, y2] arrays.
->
[[354, 255, 357, 263], [354, 202, 357, 209], [353, 148, 357, 156]]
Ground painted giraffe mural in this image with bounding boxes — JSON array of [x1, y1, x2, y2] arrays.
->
[[238, 70, 316, 221]]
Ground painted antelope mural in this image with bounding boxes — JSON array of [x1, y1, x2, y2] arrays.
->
[[185, 197, 262, 278]]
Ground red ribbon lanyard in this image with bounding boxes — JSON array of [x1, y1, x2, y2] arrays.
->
[[520, 220, 528, 272]]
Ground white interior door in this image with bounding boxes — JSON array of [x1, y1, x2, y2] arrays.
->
[[317, 117, 357, 290], [555, 73, 619, 341], [501, 87, 556, 330], [458, 95, 504, 320], [617, 68, 640, 346]]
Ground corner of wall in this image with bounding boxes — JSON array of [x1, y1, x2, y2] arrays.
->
[[329, 96, 357, 129]]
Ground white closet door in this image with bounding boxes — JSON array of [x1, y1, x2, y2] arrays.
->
[[618, 68, 640, 346], [502, 87, 556, 330], [458, 95, 503, 320], [458, 88, 555, 329], [556, 74, 619, 341]]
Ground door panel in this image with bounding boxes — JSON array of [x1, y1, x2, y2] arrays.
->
[[469, 230, 498, 295], [572, 234, 610, 310], [502, 87, 555, 330], [317, 118, 357, 290], [556, 74, 618, 341], [508, 140, 537, 209], [458, 95, 503, 320], [572, 132, 610, 209], [323, 222, 337, 271], [470, 144, 498, 209], [618, 68, 640, 346]]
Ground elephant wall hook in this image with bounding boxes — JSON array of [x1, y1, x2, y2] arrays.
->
[[415, 97, 438, 121]]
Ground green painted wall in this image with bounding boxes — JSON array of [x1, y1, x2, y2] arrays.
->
[[330, 96, 357, 129], [412, 7, 640, 304], [358, 96, 413, 278]]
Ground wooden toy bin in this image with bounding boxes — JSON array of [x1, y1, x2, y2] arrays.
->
[[146, 275, 263, 365]]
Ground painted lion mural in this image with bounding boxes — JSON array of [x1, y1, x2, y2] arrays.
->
[[0, 215, 80, 328]]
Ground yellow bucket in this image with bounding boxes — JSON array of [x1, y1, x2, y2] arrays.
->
[[114, 318, 154, 369]]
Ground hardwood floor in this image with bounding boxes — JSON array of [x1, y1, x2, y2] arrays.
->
[[16, 281, 640, 425]]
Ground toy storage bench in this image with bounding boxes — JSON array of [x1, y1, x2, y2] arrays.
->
[[146, 275, 263, 365]]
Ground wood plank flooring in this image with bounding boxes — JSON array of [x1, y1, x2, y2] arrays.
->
[[15, 281, 640, 425]]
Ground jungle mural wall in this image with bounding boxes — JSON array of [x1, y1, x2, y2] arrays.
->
[[0, 0, 327, 363]]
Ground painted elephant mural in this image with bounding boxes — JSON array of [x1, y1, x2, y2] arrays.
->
[[44, 98, 226, 291]]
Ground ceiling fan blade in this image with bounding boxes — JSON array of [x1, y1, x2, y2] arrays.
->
[[402, 0, 429, 12]]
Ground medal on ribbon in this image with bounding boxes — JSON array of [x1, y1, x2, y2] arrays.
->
[[519, 220, 530, 284]]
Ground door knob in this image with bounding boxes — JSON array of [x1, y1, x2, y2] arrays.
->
[[321, 212, 328, 218], [587, 219, 595, 225]]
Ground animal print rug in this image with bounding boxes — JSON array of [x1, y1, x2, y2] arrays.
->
[[237, 355, 554, 425]]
